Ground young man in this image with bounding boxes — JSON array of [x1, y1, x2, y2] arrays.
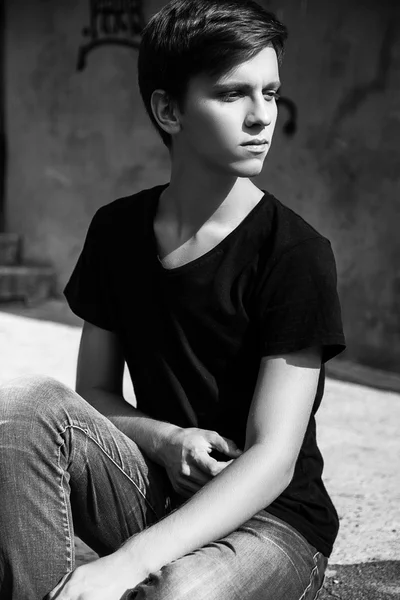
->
[[0, 1, 346, 599]]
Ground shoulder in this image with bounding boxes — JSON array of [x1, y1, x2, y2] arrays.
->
[[89, 183, 167, 235], [267, 192, 329, 247], [259, 192, 334, 264], [249, 192, 339, 298]]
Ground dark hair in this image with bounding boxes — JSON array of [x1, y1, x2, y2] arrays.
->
[[138, 0, 288, 149]]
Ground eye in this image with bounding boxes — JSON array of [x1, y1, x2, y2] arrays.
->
[[218, 89, 281, 102], [219, 91, 243, 102], [264, 91, 280, 102]]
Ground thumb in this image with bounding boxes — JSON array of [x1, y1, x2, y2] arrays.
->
[[195, 453, 234, 477], [208, 432, 242, 458]]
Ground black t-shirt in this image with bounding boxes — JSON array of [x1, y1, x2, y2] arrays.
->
[[64, 182, 346, 557]]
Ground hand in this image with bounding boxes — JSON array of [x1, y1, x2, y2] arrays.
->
[[46, 550, 145, 600], [160, 427, 242, 498]]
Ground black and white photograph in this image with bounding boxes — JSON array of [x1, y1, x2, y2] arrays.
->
[[0, 1, 398, 598]]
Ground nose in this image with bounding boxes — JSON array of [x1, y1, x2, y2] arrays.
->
[[245, 96, 274, 128]]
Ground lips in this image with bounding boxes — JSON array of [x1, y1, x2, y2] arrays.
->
[[242, 139, 268, 146]]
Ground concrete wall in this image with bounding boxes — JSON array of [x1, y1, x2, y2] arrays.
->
[[4, 0, 400, 372], [5, 0, 170, 281]]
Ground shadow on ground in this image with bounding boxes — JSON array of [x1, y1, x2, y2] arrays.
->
[[0, 298, 83, 327], [320, 562, 400, 600], [3, 298, 400, 393]]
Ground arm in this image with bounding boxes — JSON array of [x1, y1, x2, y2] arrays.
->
[[53, 345, 321, 599], [76, 321, 241, 495], [76, 320, 179, 463], [119, 344, 322, 572]]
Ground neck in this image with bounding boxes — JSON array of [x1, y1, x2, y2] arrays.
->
[[158, 155, 260, 238]]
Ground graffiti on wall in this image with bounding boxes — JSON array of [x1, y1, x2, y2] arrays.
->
[[77, 0, 146, 70]]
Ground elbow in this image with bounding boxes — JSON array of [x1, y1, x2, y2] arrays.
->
[[75, 379, 89, 398], [268, 462, 295, 500], [75, 384, 91, 403], [276, 450, 297, 487], [75, 377, 101, 399], [250, 442, 298, 493], [75, 381, 97, 403], [282, 462, 296, 489], [264, 446, 297, 490], [75, 371, 86, 397]]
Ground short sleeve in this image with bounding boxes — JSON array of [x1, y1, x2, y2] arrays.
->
[[64, 208, 116, 331], [254, 237, 346, 363]]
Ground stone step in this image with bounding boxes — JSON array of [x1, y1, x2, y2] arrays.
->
[[0, 233, 21, 265], [0, 265, 55, 305]]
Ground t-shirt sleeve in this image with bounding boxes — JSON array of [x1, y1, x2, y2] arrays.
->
[[254, 237, 346, 363], [64, 208, 116, 331]]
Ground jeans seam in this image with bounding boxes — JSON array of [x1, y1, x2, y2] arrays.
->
[[297, 563, 318, 600], [245, 530, 305, 589], [298, 552, 326, 600], [60, 423, 159, 521], [57, 438, 74, 572], [314, 576, 325, 600], [313, 555, 327, 600]]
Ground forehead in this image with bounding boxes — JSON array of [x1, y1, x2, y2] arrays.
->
[[188, 46, 280, 94], [217, 46, 280, 85], [183, 46, 281, 103]]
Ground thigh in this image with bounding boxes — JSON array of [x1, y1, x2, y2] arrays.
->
[[54, 384, 175, 556], [68, 411, 174, 556], [0, 375, 174, 559], [131, 512, 327, 600]]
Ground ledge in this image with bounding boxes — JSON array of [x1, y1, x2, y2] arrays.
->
[[326, 358, 400, 394]]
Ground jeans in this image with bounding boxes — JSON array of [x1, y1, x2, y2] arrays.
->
[[0, 375, 328, 600]]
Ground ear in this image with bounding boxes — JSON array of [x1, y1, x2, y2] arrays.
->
[[150, 89, 181, 137]]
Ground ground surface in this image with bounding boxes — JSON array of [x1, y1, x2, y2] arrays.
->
[[1, 300, 399, 599]]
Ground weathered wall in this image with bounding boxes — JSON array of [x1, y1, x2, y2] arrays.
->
[[5, 0, 170, 282], [4, 0, 400, 371], [258, 0, 400, 371]]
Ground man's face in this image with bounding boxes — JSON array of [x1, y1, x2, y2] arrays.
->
[[173, 45, 280, 177]]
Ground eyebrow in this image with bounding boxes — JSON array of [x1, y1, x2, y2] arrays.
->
[[212, 81, 281, 92]]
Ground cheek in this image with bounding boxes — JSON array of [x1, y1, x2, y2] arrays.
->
[[189, 102, 240, 138], [203, 110, 240, 145]]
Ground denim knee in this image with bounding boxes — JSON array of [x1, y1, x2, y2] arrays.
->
[[133, 565, 207, 600], [0, 375, 74, 429], [132, 557, 231, 600]]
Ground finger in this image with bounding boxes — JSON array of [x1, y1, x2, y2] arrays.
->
[[217, 458, 234, 471], [180, 455, 213, 485], [209, 458, 234, 475], [186, 462, 212, 485], [208, 432, 242, 458], [195, 453, 228, 477]]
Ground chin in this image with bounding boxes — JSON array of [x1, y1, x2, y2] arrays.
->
[[229, 159, 265, 177]]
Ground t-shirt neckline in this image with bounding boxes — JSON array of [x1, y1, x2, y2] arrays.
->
[[150, 183, 269, 275]]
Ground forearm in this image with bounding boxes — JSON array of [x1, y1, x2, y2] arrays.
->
[[119, 442, 293, 576], [79, 387, 180, 465]]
